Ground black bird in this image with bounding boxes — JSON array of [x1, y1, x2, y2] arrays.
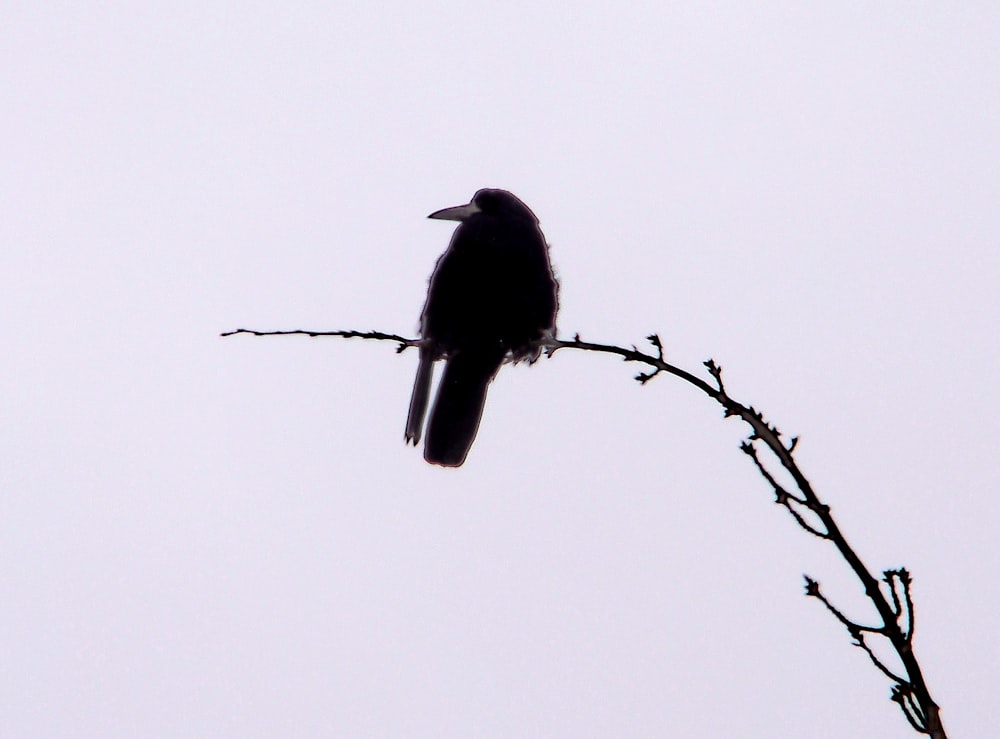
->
[[405, 189, 559, 467]]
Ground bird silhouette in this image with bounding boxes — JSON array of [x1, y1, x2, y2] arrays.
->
[[405, 189, 559, 467]]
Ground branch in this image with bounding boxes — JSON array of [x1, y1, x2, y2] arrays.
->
[[543, 333, 945, 737], [740, 441, 829, 539], [220, 327, 418, 353], [222, 327, 947, 738], [804, 576, 906, 684]]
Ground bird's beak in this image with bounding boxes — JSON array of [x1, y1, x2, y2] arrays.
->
[[428, 201, 481, 221]]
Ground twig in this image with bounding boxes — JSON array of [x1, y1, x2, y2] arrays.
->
[[804, 576, 906, 684], [220, 327, 418, 353], [740, 441, 829, 539]]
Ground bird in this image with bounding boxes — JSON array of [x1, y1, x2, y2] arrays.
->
[[405, 188, 559, 467]]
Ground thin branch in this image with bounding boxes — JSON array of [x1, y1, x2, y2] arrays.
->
[[885, 569, 916, 644], [220, 327, 418, 353], [740, 441, 828, 539], [804, 577, 907, 685], [222, 326, 947, 738], [886, 570, 904, 619], [894, 684, 930, 734]]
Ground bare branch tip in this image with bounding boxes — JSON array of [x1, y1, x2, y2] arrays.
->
[[803, 576, 820, 597]]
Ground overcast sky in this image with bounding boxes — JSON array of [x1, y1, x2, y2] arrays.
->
[[3, 3, 998, 737]]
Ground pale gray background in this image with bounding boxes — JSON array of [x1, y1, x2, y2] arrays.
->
[[2, 3, 998, 737]]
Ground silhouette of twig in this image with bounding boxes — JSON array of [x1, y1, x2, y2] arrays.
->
[[222, 326, 947, 738]]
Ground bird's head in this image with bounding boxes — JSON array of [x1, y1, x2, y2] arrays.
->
[[428, 188, 538, 224]]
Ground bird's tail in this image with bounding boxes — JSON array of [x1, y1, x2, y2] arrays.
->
[[424, 346, 506, 467], [405, 346, 435, 446]]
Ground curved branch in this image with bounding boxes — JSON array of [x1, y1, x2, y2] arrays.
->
[[222, 327, 947, 738]]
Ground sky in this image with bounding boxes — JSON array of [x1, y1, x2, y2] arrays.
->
[[2, 3, 998, 737]]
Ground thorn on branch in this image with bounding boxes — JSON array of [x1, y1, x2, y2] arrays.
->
[[788, 436, 799, 453], [804, 576, 820, 597], [631, 333, 667, 385], [635, 369, 660, 385], [703, 358, 726, 392]]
